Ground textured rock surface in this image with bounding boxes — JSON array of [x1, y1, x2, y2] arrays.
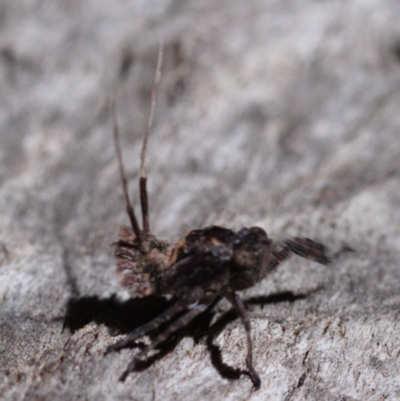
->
[[1, 1, 400, 400]]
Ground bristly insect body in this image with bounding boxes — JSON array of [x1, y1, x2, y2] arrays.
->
[[106, 43, 333, 389]]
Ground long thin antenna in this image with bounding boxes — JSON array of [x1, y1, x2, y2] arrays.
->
[[111, 99, 142, 242], [139, 41, 164, 235]]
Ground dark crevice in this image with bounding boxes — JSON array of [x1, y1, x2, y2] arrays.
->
[[393, 40, 400, 63], [119, 51, 135, 79]]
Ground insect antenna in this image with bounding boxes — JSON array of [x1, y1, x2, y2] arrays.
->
[[111, 100, 142, 243], [139, 41, 164, 236]]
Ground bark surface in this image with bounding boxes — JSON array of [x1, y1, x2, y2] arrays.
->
[[1, 1, 400, 400]]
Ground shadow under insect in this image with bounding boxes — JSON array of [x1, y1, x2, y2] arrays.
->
[[63, 289, 315, 382]]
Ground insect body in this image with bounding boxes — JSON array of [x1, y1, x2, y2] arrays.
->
[[106, 45, 332, 388]]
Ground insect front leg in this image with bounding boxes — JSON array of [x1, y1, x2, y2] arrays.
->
[[106, 289, 205, 354], [225, 292, 261, 389], [105, 300, 187, 355], [119, 302, 209, 382]]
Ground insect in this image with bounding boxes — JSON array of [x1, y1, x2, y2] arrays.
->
[[105, 44, 332, 389]]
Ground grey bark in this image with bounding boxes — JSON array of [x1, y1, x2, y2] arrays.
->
[[1, 1, 400, 400]]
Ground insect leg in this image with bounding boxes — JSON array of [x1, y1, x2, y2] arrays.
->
[[119, 303, 208, 382], [226, 292, 261, 389], [105, 300, 188, 354]]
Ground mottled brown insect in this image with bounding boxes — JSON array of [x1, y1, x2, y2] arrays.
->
[[106, 45, 332, 388]]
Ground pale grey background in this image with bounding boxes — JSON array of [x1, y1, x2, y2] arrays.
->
[[1, 1, 400, 400]]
